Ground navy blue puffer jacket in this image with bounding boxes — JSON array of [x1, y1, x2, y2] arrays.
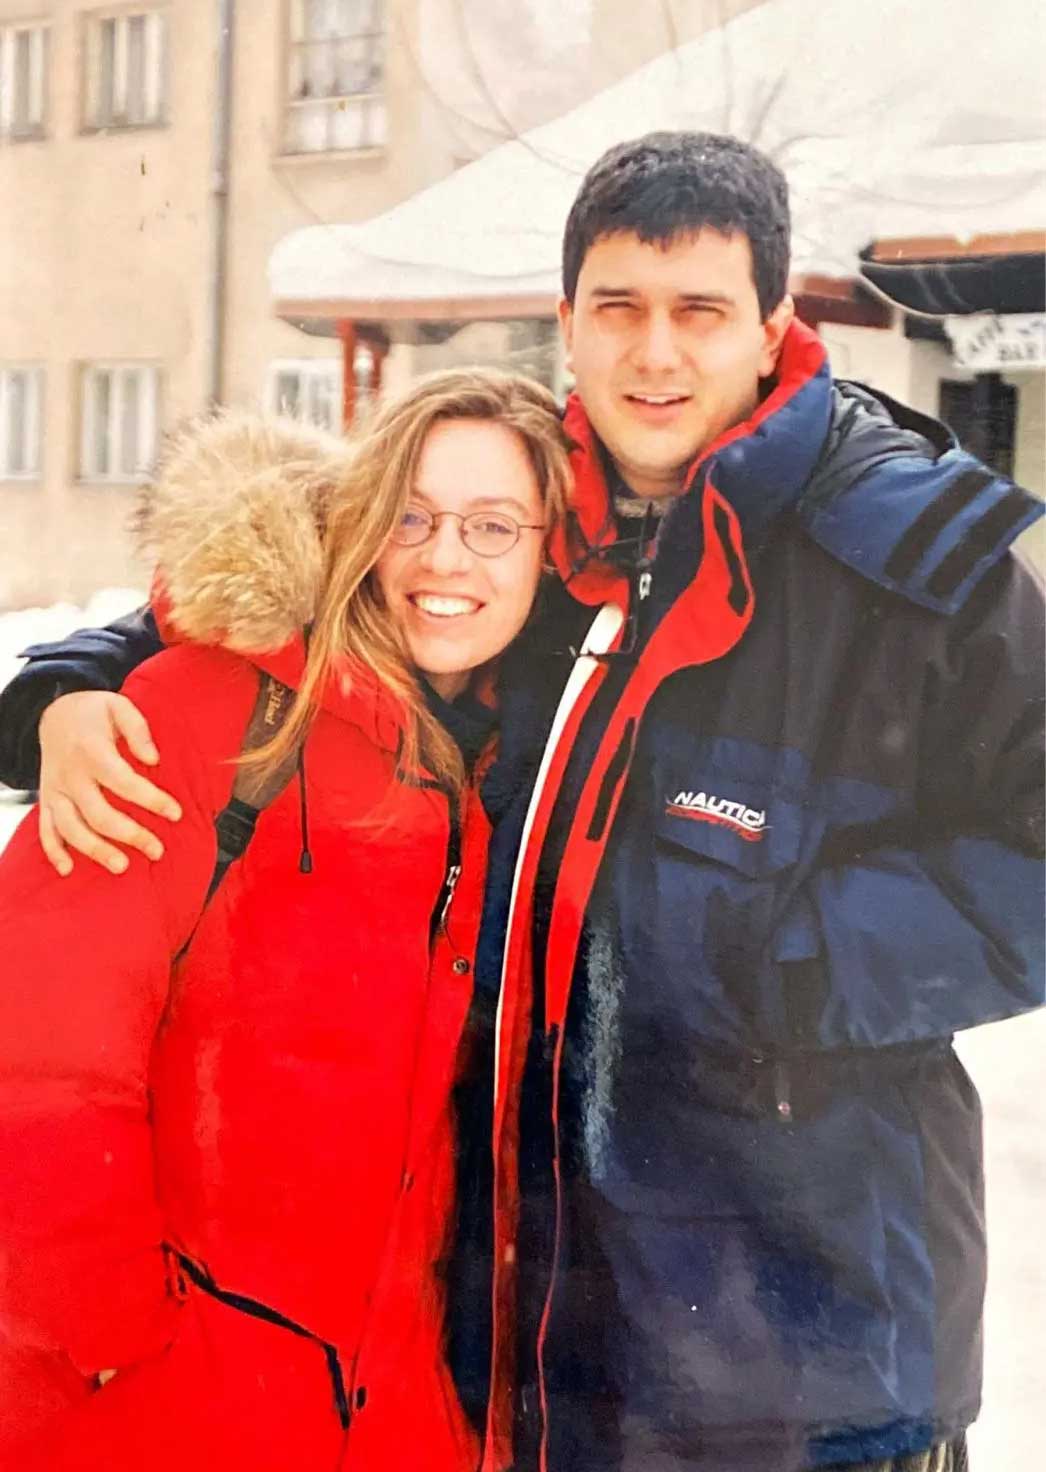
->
[[464, 325, 1044, 1472]]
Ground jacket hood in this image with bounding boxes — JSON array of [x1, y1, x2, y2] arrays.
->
[[803, 380, 951, 508], [137, 410, 355, 655]]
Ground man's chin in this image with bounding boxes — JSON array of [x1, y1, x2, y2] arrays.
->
[[597, 423, 700, 484], [612, 449, 697, 498]]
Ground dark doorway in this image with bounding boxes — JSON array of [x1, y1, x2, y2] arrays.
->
[[939, 373, 1017, 479]]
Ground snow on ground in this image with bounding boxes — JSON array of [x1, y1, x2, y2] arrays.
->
[[960, 1014, 1046, 1468], [0, 588, 145, 698], [0, 595, 1043, 1467], [0, 588, 145, 843]]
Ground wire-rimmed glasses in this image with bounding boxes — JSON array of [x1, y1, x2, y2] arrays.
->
[[390, 505, 545, 559]]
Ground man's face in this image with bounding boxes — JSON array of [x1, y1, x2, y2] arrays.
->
[[559, 229, 794, 498]]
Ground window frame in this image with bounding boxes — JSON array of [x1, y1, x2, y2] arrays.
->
[[0, 19, 49, 140], [82, 6, 168, 133], [267, 357, 344, 431], [78, 361, 161, 485], [281, 0, 386, 156], [0, 365, 44, 482]]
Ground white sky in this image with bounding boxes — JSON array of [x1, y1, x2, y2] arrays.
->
[[272, 0, 1046, 307]]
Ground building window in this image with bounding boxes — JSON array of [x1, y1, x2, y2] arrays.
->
[[0, 367, 43, 480], [79, 364, 160, 482], [0, 23, 49, 139], [284, 0, 385, 154], [269, 359, 343, 431], [84, 10, 167, 130]]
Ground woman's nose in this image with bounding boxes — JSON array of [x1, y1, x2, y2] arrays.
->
[[419, 515, 472, 575]]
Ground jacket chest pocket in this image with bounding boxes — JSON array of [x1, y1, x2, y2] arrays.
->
[[656, 781, 806, 878], [614, 775, 816, 1051]]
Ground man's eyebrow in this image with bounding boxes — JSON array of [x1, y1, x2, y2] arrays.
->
[[589, 285, 735, 306], [679, 290, 735, 306]]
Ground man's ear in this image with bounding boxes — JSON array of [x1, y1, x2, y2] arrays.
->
[[557, 296, 575, 373], [758, 294, 795, 378]]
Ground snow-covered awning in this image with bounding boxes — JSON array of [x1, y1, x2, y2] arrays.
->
[[269, 0, 1046, 332]]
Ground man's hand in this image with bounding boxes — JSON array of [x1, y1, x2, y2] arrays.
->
[[38, 691, 182, 876]]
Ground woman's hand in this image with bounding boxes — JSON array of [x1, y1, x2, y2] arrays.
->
[[38, 691, 182, 876]]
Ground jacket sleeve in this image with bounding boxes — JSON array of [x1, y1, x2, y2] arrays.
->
[[0, 604, 164, 791], [773, 549, 1045, 1048], [0, 654, 221, 1390]]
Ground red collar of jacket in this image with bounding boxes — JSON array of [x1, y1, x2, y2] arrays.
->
[[549, 320, 828, 608]]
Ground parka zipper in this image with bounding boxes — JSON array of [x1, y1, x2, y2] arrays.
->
[[430, 794, 463, 941], [344, 787, 467, 1437]]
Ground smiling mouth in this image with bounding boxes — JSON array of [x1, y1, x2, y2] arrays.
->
[[624, 392, 691, 407], [408, 593, 483, 618]]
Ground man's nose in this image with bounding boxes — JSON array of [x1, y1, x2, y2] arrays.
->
[[419, 516, 472, 575], [634, 310, 684, 375]]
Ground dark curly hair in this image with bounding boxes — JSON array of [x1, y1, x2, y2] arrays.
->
[[562, 131, 790, 320]]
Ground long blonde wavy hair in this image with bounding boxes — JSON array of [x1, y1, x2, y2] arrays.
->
[[250, 368, 573, 792]]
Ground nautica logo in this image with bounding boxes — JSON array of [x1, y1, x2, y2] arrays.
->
[[665, 790, 767, 842]]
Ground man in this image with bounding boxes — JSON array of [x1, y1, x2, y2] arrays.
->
[[1, 133, 1043, 1472]]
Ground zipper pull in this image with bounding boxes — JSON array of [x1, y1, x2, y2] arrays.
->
[[637, 502, 656, 602], [774, 1060, 793, 1123], [438, 863, 462, 932]]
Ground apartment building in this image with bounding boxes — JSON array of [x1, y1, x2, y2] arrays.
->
[[1, 0, 770, 606]]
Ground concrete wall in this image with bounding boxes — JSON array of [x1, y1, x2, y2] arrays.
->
[[0, 0, 215, 604]]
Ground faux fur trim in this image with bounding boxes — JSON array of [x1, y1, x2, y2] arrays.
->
[[137, 410, 354, 653]]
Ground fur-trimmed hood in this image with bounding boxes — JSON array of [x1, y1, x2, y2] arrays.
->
[[137, 410, 355, 654]]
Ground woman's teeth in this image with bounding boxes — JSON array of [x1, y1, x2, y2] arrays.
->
[[410, 594, 480, 617]]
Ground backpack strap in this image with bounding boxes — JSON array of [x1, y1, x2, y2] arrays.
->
[[205, 672, 300, 905], [175, 671, 301, 962]]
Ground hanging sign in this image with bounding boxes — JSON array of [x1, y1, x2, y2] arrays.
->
[[945, 313, 1046, 371]]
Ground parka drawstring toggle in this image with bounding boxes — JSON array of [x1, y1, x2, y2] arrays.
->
[[298, 745, 313, 875]]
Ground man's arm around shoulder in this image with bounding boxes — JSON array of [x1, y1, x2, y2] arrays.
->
[[0, 604, 164, 790]]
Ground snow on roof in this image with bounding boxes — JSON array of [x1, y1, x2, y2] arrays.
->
[[269, 0, 1046, 317]]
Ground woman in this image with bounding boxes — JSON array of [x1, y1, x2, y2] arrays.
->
[[0, 370, 571, 1471]]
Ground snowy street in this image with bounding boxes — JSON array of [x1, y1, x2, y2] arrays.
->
[[0, 597, 1043, 1467]]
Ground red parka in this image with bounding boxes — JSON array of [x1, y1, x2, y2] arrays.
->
[[0, 415, 489, 1471]]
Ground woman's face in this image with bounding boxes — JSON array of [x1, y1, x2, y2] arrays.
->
[[374, 418, 548, 700]]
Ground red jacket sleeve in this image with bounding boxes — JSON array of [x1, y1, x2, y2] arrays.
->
[[0, 651, 246, 1392]]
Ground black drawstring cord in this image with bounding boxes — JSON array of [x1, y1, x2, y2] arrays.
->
[[297, 743, 313, 875], [566, 501, 659, 580], [566, 503, 659, 661], [564, 505, 618, 587]]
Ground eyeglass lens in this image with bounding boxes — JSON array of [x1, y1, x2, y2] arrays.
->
[[393, 507, 521, 557]]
